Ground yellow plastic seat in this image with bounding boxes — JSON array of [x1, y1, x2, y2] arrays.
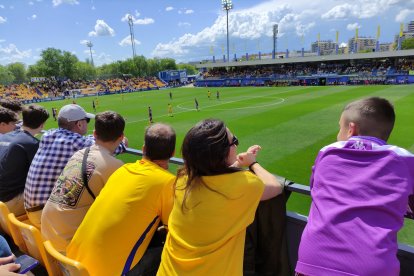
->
[[0, 202, 29, 245], [43, 240, 89, 276], [7, 213, 59, 275]]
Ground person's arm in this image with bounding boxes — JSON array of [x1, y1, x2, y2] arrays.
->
[[237, 145, 283, 201]]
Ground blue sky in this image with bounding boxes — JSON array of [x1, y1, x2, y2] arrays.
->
[[1, 0, 414, 66]]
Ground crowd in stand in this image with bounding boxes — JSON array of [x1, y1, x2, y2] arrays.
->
[[0, 96, 413, 275], [204, 60, 414, 80], [0, 77, 167, 102]]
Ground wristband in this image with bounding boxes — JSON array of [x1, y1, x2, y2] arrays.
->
[[248, 161, 258, 172]]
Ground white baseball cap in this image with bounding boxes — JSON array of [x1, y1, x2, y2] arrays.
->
[[58, 104, 95, 122]]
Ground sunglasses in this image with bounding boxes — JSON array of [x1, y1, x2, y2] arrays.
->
[[77, 118, 90, 123], [228, 135, 239, 147]]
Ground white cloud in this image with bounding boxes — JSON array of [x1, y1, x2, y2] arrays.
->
[[121, 14, 154, 25], [94, 52, 113, 66], [340, 42, 348, 47], [0, 16, 6, 24], [135, 18, 154, 25], [178, 22, 191, 28], [29, 2, 34, 5], [347, 22, 361, 31], [322, 4, 354, 19], [135, 10, 140, 17], [88, 20, 115, 37], [52, 0, 79, 7], [91, 6, 95, 10], [0, 5, 4, 9], [166, 6, 174, 12], [0, 44, 32, 64], [296, 22, 315, 37], [322, 0, 414, 20], [184, 9, 194, 14], [0, 39, 5, 43], [83, 49, 94, 55], [152, 2, 316, 59], [119, 35, 141, 47], [395, 9, 414, 22], [80, 40, 91, 46], [28, 14, 37, 20]]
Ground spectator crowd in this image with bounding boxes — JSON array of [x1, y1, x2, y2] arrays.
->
[[0, 76, 166, 102]]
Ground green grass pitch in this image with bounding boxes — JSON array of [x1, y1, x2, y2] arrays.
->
[[37, 85, 414, 245]]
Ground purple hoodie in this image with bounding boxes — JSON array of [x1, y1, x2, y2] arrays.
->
[[296, 136, 414, 276]]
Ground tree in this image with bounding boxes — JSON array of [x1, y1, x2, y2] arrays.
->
[[159, 58, 177, 71], [61, 51, 79, 79], [0, 65, 15, 85], [147, 59, 161, 76], [40, 48, 63, 77], [178, 64, 197, 75], [119, 59, 137, 76], [97, 62, 121, 79], [27, 63, 48, 79], [74, 62, 96, 80], [402, 38, 414, 50], [6, 62, 27, 83], [133, 55, 148, 77]]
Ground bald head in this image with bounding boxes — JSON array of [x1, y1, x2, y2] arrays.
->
[[144, 123, 176, 160], [342, 97, 395, 141]]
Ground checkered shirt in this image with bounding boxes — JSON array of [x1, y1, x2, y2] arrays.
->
[[24, 128, 124, 209]]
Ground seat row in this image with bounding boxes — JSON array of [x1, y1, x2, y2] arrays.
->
[[0, 201, 88, 276]]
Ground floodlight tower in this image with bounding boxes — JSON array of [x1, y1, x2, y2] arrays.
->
[[273, 24, 278, 59], [222, 0, 233, 63], [128, 15, 137, 59], [86, 41, 94, 66]]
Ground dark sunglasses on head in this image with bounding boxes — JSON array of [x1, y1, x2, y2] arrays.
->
[[84, 118, 91, 123], [229, 135, 239, 147]]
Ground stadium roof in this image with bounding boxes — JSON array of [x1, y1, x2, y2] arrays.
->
[[196, 49, 414, 69]]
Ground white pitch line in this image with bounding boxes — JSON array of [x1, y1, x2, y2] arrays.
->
[[125, 89, 295, 125]]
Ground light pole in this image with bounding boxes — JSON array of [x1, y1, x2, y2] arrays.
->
[[222, 0, 233, 63], [128, 15, 137, 59], [273, 24, 278, 59], [86, 41, 94, 66]]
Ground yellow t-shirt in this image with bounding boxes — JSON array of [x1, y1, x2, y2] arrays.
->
[[158, 171, 264, 276], [66, 159, 175, 276]]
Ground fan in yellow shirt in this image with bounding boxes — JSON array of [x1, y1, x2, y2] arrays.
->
[[157, 119, 283, 275], [67, 123, 176, 276]]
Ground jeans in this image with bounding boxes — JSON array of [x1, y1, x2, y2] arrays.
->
[[244, 192, 291, 276], [126, 246, 163, 276]]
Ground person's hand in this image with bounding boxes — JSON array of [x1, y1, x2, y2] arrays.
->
[[122, 136, 129, 147], [246, 145, 261, 156], [0, 255, 21, 275], [0, 263, 21, 273], [236, 152, 256, 167], [0, 255, 15, 265]]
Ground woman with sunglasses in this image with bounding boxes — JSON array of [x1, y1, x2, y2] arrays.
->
[[158, 119, 282, 275]]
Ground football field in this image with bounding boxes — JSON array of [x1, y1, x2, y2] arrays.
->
[[37, 85, 414, 245]]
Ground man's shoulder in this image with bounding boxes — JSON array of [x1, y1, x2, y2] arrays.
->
[[89, 147, 124, 167], [1, 130, 38, 146]]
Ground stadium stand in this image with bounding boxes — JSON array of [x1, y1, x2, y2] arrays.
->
[[196, 50, 414, 87], [0, 77, 166, 102]]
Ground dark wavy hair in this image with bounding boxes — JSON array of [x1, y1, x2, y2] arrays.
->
[[177, 119, 241, 211]]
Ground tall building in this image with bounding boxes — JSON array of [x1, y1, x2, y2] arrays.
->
[[407, 21, 414, 33], [379, 43, 393, 52], [348, 37, 377, 53], [311, 40, 338, 55]]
